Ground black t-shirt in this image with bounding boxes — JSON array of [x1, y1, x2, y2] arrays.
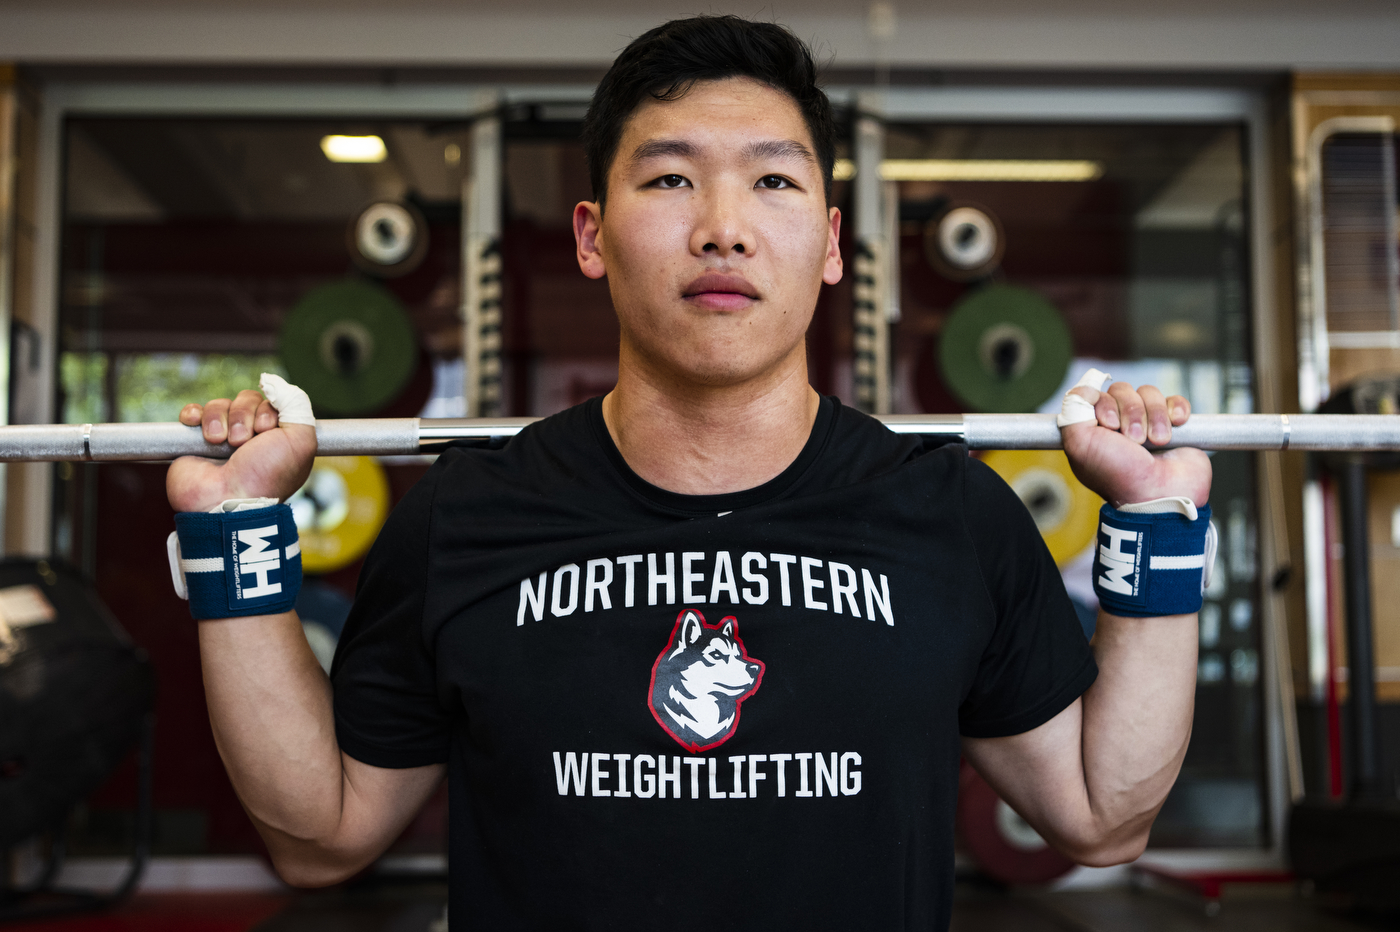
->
[[331, 395, 1095, 932]]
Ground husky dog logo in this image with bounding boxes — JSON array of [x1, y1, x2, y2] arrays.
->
[[648, 609, 765, 753]]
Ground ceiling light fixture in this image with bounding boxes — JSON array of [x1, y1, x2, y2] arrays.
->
[[320, 135, 388, 164], [832, 159, 1104, 182]]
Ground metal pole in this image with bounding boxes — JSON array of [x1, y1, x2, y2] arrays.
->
[[1338, 458, 1381, 800], [3, 413, 1400, 462], [0, 68, 16, 557], [852, 110, 890, 414], [463, 102, 503, 418]]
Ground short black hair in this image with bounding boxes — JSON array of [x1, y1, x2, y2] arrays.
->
[[581, 16, 836, 208]]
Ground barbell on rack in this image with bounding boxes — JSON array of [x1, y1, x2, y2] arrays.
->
[[0, 413, 1396, 462]]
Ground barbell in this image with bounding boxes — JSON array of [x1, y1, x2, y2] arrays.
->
[[0, 413, 1396, 462]]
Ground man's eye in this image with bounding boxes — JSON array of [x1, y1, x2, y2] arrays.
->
[[757, 175, 791, 189], [656, 174, 687, 188]]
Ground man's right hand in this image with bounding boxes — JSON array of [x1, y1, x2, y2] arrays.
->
[[166, 388, 317, 513]]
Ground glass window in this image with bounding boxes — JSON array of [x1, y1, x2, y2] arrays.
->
[[885, 121, 1262, 846], [500, 106, 614, 416], [56, 116, 471, 857], [60, 118, 471, 423]]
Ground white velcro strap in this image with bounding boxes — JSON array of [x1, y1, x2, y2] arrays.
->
[[1149, 554, 1206, 570], [169, 499, 286, 600], [181, 557, 225, 574], [167, 531, 188, 601], [1119, 495, 1199, 521], [1120, 497, 1216, 589], [212, 497, 280, 513], [167, 533, 228, 600], [259, 372, 316, 427], [1056, 368, 1113, 427], [1202, 521, 1219, 591], [1113, 498, 1219, 593]]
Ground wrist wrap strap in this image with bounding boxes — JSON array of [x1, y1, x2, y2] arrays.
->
[[172, 504, 302, 619], [1092, 502, 1214, 617]]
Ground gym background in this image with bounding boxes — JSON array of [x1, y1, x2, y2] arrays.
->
[[2, 1, 1400, 928]]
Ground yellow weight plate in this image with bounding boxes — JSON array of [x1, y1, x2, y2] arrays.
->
[[982, 450, 1102, 567], [288, 456, 390, 574]]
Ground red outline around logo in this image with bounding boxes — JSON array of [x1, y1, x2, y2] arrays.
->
[[647, 609, 765, 753]]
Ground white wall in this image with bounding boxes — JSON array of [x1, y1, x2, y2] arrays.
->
[[1, 0, 1399, 71]]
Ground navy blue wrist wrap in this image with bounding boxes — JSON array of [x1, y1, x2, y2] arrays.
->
[[1092, 503, 1212, 618], [174, 504, 302, 620]]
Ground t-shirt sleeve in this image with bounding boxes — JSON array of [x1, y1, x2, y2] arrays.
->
[[330, 465, 452, 768], [957, 456, 1098, 739]]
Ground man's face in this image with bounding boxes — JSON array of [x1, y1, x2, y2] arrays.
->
[[574, 77, 842, 390]]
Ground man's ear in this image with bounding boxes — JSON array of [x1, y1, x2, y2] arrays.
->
[[822, 205, 843, 286], [574, 201, 607, 280]]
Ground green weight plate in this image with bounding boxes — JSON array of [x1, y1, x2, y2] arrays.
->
[[279, 280, 418, 416], [937, 284, 1072, 413]]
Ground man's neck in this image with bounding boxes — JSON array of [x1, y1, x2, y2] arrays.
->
[[601, 348, 821, 497]]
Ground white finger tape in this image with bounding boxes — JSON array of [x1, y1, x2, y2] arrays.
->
[[259, 372, 316, 427], [1056, 367, 1113, 428]]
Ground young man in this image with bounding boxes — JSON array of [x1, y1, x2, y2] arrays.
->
[[166, 16, 1211, 931]]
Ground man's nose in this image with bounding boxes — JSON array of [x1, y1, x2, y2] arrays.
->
[[690, 184, 756, 258]]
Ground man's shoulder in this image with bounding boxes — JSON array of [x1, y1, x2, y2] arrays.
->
[[456, 398, 595, 459], [425, 398, 614, 500], [810, 398, 964, 490]]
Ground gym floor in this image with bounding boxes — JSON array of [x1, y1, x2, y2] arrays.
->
[[953, 885, 1392, 932], [3, 881, 1393, 931]]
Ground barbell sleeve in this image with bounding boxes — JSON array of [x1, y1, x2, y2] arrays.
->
[[0, 413, 1395, 463]]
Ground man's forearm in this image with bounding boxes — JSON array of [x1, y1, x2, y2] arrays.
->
[[961, 610, 1200, 866], [1078, 608, 1198, 856], [198, 611, 447, 886], [198, 612, 349, 853]]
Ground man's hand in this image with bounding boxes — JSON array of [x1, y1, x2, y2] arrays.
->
[[166, 389, 317, 513], [1059, 381, 1211, 508], [165, 386, 438, 886]]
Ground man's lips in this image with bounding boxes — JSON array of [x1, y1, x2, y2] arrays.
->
[[682, 273, 759, 301]]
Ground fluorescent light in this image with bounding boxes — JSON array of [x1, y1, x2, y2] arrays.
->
[[832, 158, 1104, 182], [883, 159, 1104, 181], [320, 135, 387, 163]]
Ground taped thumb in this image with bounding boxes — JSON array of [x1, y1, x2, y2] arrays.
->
[[1056, 368, 1112, 428], [259, 372, 316, 427]]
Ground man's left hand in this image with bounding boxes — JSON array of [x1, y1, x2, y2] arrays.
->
[[1059, 381, 1212, 508], [966, 382, 1213, 868]]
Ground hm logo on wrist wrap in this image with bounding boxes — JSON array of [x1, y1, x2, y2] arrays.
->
[[1092, 503, 1213, 618], [1097, 523, 1145, 599], [174, 504, 302, 619], [230, 521, 288, 600]]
